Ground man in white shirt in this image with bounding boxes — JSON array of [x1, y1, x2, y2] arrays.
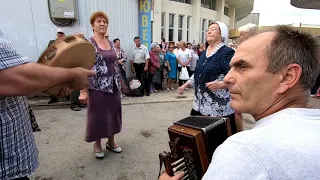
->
[[160, 25, 320, 180], [131, 36, 150, 96]]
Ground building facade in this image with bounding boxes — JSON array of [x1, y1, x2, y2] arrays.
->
[[0, 0, 140, 64], [152, 0, 254, 44], [0, 0, 253, 76]]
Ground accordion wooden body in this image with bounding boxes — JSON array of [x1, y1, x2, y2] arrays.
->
[[159, 116, 233, 180]]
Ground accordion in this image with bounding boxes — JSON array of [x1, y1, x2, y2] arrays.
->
[[159, 116, 234, 180]]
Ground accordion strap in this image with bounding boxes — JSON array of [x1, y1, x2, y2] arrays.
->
[[158, 152, 168, 179]]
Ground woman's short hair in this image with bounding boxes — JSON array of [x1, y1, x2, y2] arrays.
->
[[90, 11, 109, 25], [180, 41, 187, 48], [238, 23, 258, 33]]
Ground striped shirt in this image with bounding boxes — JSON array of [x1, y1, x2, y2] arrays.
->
[[0, 30, 39, 179]]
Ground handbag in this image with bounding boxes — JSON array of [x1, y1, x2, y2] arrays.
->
[[179, 67, 190, 80], [28, 105, 41, 132], [153, 70, 162, 85]]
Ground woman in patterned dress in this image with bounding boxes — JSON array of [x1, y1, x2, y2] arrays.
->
[[178, 21, 242, 133], [79, 11, 122, 158], [113, 38, 129, 97]]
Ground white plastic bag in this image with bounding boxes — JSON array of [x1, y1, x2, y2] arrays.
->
[[179, 67, 190, 80], [129, 79, 141, 90]]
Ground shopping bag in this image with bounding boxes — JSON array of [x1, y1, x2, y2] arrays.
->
[[129, 79, 141, 90], [179, 67, 189, 80]]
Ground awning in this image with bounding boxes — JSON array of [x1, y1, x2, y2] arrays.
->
[[225, 0, 254, 21], [290, 0, 320, 10]]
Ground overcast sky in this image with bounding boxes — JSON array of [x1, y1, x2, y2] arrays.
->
[[252, 0, 320, 26]]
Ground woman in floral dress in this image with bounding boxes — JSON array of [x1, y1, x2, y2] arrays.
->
[[113, 38, 129, 97], [178, 21, 241, 134]]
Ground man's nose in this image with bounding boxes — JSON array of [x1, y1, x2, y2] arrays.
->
[[223, 69, 235, 85]]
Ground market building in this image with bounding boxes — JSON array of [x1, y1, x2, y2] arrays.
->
[[0, 0, 254, 76]]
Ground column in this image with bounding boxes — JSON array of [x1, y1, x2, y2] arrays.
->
[[191, 0, 201, 43], [228, 6, 236, 29], [174, 13, 179, 42], [215, 0, 225, 21], [152, 0, 162, 43], [182, 15, 188, 41], [165, 13, 169, 42]]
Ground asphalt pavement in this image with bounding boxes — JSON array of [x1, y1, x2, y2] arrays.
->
[[27, 89, 319, 180]]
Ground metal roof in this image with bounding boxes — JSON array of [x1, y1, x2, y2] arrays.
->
[[291, 0, 320, 10], [225, 0, 254, 21]]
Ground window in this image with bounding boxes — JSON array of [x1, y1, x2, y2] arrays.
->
[[169, 14, 175, 41], [187, 16, 191, 42], [161, 13, 165, 27], [224, 6, 229, 16], [161, 13, 165, 39], [201, 0, 216, 10], [151, 21, 153, 43], [169, 29, 174, 41], [178, 15, 183, 29], [169, 14, 174, 28], [201, 18, 207, 43], [169, 0, 191, 4], [208, 20, 213, 25], [178, 15, 184, 41], [178, 30, 183, 41]]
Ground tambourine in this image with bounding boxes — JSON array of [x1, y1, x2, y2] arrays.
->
[[38, 35, 96, 95]]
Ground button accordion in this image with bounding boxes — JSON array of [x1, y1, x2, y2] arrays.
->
[[159, 116, 234, 180]]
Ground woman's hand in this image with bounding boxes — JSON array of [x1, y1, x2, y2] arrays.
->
[[178, 83, 188, 95], [118, 60, 124, 65], [206, 81, 225, 91], [78, 89, 88, 104], [159, 172, 184, 180], [168, 67, 172, 72]]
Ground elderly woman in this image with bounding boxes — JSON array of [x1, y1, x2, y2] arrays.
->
[[188, 43, 199, 77], [79, 11, 122, 158], [178, 21, 242, 134], [148, 43, 161, 93], [238, 23, 258, 44], [165, 42, 177, 90], [197, 43, 205, 56], [113, 38, 129, 97], [177, 41, 192, 87]]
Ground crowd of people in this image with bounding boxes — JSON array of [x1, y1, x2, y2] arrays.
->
[[1, 10, 320, 180]]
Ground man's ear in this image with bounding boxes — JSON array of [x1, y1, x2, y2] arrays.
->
[[276, 64, 302, 94]]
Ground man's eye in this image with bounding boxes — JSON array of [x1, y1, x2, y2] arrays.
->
[[239, 65, 247, 69]]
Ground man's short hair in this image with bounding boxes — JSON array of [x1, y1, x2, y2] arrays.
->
[[264, 25, 320, 89], [238, 23, 258, 33], [134, 36, 140, 41], [113, 38, 120, 43]]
